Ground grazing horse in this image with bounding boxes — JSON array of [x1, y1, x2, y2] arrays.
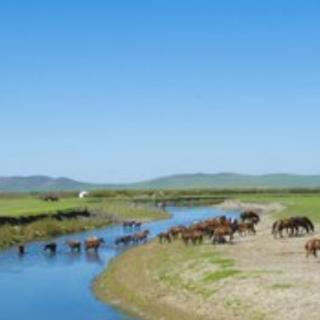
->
[[181, 230, 203, 245], [85, 237, 104, 251], [291, 216, 314, 234], [67, 240, 81, 252], [272, 219, 297, 238], [305, 238, 320, 258], [44, 242, 57, 254], [158, 232, 172, 243], [272, 216, 314, 238], [115, 235, 133, 245], [301, 216, 314, 232]]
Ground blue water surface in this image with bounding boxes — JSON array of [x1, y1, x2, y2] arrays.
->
[[0, 206, 238, 320]]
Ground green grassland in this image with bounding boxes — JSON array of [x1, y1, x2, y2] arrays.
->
[[0, 196, 169, 249], [0, 196, 166, 220], [236, 193, 320, 221], [0, 197, 88, 216]]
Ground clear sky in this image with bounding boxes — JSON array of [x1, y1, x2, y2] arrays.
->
[[1, 1, 320, 182]]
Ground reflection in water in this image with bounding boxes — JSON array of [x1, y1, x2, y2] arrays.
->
[[85, 251, 103, 265], [0, 207, 239, 320], [65, 252, 82, 265]]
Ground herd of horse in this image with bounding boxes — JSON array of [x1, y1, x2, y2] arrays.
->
[[15, 212, 320, 259], [158, 210, 259, 246], [157, 210, 320, 259], [17, 220, 149, 255], [21, 237, 106, 255]]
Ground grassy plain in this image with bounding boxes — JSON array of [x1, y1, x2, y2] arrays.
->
[[0, 196, 169, 249], [236, 193, 320, 221]]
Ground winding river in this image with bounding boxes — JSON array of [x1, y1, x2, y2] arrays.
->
[[0, 206, 239, 320]]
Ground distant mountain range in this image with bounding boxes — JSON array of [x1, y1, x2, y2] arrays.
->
[[1, 173, 320, 192]]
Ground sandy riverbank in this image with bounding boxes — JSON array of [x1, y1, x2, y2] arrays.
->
[[95, 201, 320, 320]]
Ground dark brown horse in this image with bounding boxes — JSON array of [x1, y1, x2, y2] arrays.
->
[[17, 245, 25, 255], [133, 230, 150, 243], [272, 216, 314, 238], [291, 216, 314, 234], [44, 242, 57, 254], [115, 235, 133, 245], [240, 210, 260, 224], [67, 240, 81, 252], [158, 232, 172, 243], [272, 219, 297, 238]]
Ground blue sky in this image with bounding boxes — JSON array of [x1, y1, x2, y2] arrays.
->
[[1, 1, 320, 182]]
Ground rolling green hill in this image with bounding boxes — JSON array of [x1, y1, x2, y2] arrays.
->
[[130, 173, 320, 189], [1, 173, 320, 192]]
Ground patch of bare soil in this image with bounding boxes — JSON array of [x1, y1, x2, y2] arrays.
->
[[164, 204, 320, 320]]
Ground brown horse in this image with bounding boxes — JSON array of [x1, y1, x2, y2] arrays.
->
[[212, 226, 234, 244], [181, 230, 203, 245], [272, 216, 314, 238], [85, 237, 104, 251], [272, 219, 298, 238], [305, 238, 320, 258], [133, 230, 150, 243], [236, 222, 256, 236], [168, 225, 186, 240], [67, 240, 81, 252], [158, 232, 172, 243]]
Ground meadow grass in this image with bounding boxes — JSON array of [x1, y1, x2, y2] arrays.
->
[[236, 193, 320, 221], [0, 197, 90, 216], [0, 197, 169, 249]]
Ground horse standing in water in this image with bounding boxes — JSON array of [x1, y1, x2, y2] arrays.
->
[[17, 245, 25, 255], [85, 237, 105, 252], [44, 242, 57, 254], [66, 240, 82, 252]]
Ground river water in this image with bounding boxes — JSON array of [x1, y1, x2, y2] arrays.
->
[[0, 206, 239, 320]]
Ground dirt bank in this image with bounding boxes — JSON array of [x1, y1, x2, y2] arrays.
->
[[95, 202, 320, 320]]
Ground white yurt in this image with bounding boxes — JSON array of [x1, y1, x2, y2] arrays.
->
[[79, 191, 89, 199]]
